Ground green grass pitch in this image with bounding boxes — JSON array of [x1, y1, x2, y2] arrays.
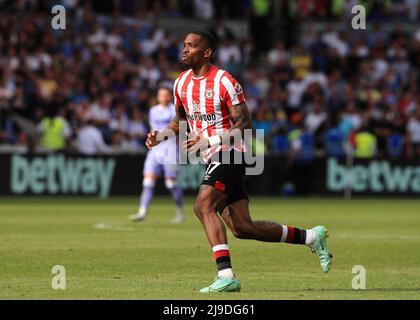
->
[[0, 196, 419, 300]]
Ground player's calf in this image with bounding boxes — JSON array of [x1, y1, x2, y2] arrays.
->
[[230, 223, 255, 240]]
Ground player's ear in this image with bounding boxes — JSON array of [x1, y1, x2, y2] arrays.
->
[[203, 48, 213, 59]]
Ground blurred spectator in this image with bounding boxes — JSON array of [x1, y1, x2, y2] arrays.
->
[[0, 71, 15, 100], [370, 107, 394, 158], [304, 95, 327, 135], [295, 0, 327, 19], [321, 26, 349, 57], [324, 118, 346, 158], [127, 108, 148, 151], [353, 125, 377, 158], [110, 104, 130, 134], [267, 41, 288, 68], [76, 118, 112, 155], [89, 93, 112, 142], [37, 107, 71, 152], [290, 45, 312, 78], [342, 103, 362, 132], [405, 0, 419, 21], [193, 0, 215, 20], [139, 57, 161, 88], [286, 72, 306, 116], [217, 35, 242, 73], [249, 0, 273, 53], [406, 108, 420, 158], [209, 19, 235, 43], [288, 118, 315, 164]]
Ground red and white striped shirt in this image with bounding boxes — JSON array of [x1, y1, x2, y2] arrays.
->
[[173, 65, 246, 162]]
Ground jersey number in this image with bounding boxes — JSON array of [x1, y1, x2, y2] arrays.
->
[[205, 162, 221, 176]]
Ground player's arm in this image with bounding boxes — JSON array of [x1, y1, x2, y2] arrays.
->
[[207, 75, 252, 147], [166, 105, 187, 136], [145, 105, 187, 149], [184, 102, 253, 151], [205, 102, 253, 148], [221, 102, 253, 139]]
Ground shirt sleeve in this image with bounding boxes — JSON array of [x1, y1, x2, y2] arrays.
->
[[173, 77, 183, 108], [220, 73, 246, 107]]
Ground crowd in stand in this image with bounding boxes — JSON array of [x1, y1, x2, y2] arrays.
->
[[0, 0, 419, 159]]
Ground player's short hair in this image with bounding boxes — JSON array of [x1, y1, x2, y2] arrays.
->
[[190, 30, 217, 57], [155, 85, 172, 98], [157, 86, 171, 93]]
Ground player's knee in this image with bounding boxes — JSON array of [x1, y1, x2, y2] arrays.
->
[[143, 177, 156, 188], [165, 178, 176, 189], [232, 224, 253, 239], [193, 201, 204, 218], [194, 199, 211, 219]]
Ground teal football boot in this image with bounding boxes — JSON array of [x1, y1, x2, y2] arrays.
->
[[310, 226, 333, 273], [199, 277, 241, 293]]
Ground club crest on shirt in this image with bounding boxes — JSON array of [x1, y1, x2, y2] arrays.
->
[[205, 89, 214, 99], [181, 91, 187, 98], [234, 83, 242, 93]]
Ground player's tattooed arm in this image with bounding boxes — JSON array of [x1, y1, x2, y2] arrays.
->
[[145, 106, 187, 149], [218, 102, 253, 143], [227, 102, 253, 132], [183, 102, 253, 151], [200, 102, 252, 149]]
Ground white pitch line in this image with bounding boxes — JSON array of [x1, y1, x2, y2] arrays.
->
[[336, 234, 420, 240], [93, 223, 134, 231]]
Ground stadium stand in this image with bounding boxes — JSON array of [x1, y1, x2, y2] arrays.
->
[[0, 0, 419, 161]]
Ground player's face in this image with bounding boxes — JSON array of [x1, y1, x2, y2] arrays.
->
[[182, 33, 212, 67], [157, 88, 171, 106]]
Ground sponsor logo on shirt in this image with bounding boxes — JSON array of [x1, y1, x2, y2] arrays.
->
[[186, 113, 216, 123]]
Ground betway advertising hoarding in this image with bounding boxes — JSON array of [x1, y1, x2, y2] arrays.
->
[[291, 157, 420, 196], [327, 158, 420, 193], [10, 154, 116, 198], [0, 154, 205, 198], [0, 154, 419, 197]]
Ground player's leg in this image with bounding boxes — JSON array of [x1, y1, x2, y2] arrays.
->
[[195, 152, 248, 292], [130, 151, 161, 221], [194, 185, 241, 292], [194, 185, 228, 247], [130, 174, 158, 221], [220, 198, 313, 243], [163, 164, 185, 223], [220, 198, 333, 273]]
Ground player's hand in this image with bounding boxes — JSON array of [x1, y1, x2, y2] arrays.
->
[[182, 135, 209, 155], [145, 131, 160, 149]]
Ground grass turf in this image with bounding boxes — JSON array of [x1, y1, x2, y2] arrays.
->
[[0, 196, 419, 300]]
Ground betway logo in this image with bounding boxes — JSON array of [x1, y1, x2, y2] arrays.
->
[[327, 158, 420, 193], [10, 154, 116, 198]]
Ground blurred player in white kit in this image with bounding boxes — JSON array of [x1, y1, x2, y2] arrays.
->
[[130, 87, 185, 223]]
